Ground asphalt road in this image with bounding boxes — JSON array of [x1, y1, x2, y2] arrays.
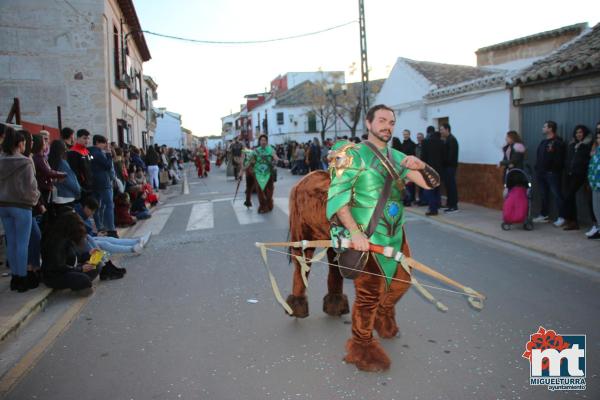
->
[[6, 165, 599, 400]]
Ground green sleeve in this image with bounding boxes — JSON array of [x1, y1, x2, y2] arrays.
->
[[326, 146, 362, 220], [392, 149, 410, 180]]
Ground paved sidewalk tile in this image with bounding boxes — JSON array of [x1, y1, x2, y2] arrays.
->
[[406, 202, 600, 272]]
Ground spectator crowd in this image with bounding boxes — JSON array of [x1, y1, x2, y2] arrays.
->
[[0, 123, 186, 295]]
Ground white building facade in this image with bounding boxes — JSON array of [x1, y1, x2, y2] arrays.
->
[[154, 109, 184, 149]]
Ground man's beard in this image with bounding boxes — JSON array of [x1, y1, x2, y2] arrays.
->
[[370, 129, 392, 143]]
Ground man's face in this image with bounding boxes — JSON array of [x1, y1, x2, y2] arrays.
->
[[403, 130, 410, 140], [575, 128, 584, 142], [367, 109, 395, 143], [417, 133, 424, 143], [543, 123, 555, 138], [77, 135, 90, 146], [260, 137, 267, 147], [440, 126, 448, 137]]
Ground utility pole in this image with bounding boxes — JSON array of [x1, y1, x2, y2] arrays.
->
[[358, 0, 370, 125]]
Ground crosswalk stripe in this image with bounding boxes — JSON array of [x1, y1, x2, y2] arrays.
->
[[274, 197, 289, 216], [186, 203, 214, 231], [134, 206, 174, 237], [231, 200, 267, 225]]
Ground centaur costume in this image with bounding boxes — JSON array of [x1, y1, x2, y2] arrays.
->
[[252, 145, 276, 213], [255, 136, 486, 373], [327, 140, 413, 371]]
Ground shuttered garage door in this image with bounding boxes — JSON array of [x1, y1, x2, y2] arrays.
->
[[520, 95, 600, 222]]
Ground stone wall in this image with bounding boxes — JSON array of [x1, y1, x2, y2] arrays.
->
[[0, 0, 107, 135]]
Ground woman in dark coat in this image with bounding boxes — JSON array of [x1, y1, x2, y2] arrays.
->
[[560, 125, 593, 230], [499, 130, 526, 173], [41, 210, 98, 294]]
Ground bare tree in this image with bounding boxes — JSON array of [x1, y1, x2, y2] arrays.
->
[[334, 80, 384, 138], [303, 81, 336, 142]]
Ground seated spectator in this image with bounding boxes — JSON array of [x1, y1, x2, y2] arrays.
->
[[115, 193, 137, 227], [131, 192, 152, 220], [32, 134, 66, 206], [42, 209, 125, 289], [0, 128, 40, 292], [76, 197, 150, 254], [48, 139, 81, 208]]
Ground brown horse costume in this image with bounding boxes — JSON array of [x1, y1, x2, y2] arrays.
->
[[286, 170, 413, 372]]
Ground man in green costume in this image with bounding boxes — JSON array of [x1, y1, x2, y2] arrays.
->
[[252, 134, 280, 213], [327, 104, 440, 372]]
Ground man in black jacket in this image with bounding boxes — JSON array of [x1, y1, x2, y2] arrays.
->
[[533, 120, 566, 225], [66, 129, 94, 200], [400, 130, 417, 205], [441, 123, 459, 212], [421, 126, 445, 215]]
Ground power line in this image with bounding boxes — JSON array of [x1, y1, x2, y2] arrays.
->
[[140, 20, 357, 45]]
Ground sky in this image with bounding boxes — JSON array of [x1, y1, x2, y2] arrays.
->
[[134, 0, 598, 137]]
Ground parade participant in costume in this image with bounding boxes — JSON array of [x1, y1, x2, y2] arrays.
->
[[252, 134, 280, 214], [326, 104, 440, 371], [239, 145, 257, 209], [195, 143, 209, 178]]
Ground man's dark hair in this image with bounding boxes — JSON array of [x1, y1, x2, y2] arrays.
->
[[545, 120, 557, 133], [1, 126, 24, 154], [258, 134, 268, 142], [441, 123, 451, 132], [366, 104, 395, 123], [426, 126, 436, 134], [76, 129, 91, 138], [31, 134, 44, 155], [61, 127, 74, 141], [93, 135, 107, 145], [82, 196, 99, 211]]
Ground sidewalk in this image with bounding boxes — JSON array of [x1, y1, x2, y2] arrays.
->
[[406, 202, 600, 272], [0, 181, 181, 343]]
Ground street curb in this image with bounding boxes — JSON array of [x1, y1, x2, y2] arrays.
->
[[406, 208, 600, 274], [0, 288, 52, 343]]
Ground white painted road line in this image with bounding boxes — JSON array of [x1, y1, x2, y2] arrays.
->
[[231, 200, 267, 225], [274, 197, 289, 216], [186, 203, 214, 231], [134, 206, 175, 237]]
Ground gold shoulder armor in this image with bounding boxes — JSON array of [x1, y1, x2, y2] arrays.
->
[[327, 143, 355, 178]]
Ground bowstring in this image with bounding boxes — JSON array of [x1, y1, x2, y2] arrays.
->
[[263, 247, 484, 300]]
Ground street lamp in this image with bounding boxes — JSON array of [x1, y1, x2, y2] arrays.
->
[[326, 84, 347, 141]]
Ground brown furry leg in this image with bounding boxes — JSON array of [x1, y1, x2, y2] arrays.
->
[[287, 248, 310, 318], [323, 250, 349, 316], [323, 293, 350, 316], [286, 294, 309, 318], [375, 232, 412, 339], [344, 339, 391, 372], [344, 258, 391, 371]]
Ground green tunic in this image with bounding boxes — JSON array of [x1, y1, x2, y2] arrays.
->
[[242, 148, 255, 170], [252, 145, 274, 191], [326, 141, 409, 285]]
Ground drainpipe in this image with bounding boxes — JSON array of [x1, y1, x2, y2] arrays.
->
[[103, 13, 114, 141]]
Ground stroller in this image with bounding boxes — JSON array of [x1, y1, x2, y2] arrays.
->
[[501, 167, 534, 231]]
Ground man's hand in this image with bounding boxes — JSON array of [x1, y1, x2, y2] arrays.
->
[[82, 264, 95, 273], [401, 156, 425, 170], [350, 231, 370, 252]]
